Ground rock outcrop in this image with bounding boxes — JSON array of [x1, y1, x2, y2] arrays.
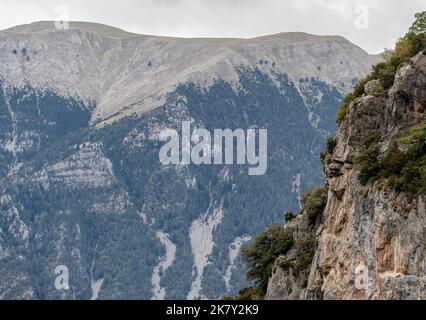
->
[[266, 51, 426, 300]]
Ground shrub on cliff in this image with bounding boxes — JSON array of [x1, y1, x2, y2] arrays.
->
[[284, 211, 297, 222], [241, 224, 294, 294], [382, 123, 426, 196], [240, 187, 327, 297], [301, 187, 328, 222], [355, 124, 426, 197], [354, 132, 382, 185], [337, 11, 426, 125], [320, 136, 337, 164], [235, 287, 264, 300], [409, 11, 426, 35]]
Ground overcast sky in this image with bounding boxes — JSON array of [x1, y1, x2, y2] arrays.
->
[[0, 0, 424, 53]]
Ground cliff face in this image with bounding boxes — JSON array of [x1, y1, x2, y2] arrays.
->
[[267, 51, 426, 300]]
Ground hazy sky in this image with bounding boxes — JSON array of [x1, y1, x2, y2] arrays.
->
[[0, 0, 424, 53]]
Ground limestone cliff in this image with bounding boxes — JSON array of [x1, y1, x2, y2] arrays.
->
[[266, 51, 426, 300]]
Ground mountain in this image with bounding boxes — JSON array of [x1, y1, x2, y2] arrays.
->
[[265, 50, 426, 300], [0, 21, 380, 299], [1, 21, 380, 128]]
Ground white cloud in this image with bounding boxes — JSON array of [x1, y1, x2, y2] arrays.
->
[[0, 0, 424, 53]]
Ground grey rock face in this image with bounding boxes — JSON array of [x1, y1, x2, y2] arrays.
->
[[266, 52, 426, 300], [364, 79, 384, 96]]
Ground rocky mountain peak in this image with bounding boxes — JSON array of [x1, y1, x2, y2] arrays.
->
[[0, 22, 380, 125], [3, 21, 137, 39]]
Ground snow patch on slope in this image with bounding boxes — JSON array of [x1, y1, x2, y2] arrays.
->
[[187, 201, 224, 300], [292, 173, 302, 209], [1, 84, 18, 156], [151, 231, 177, 300], [90, 278, 104, 300], [224, 236, 251, 291]]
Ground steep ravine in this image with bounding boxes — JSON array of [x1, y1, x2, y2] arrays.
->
[[266, 51, 426, 300]]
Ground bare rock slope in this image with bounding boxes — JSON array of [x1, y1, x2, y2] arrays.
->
[[0, 21, 380, 125]]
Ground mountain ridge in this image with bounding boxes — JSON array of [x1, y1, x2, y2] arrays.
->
[[3, 21, 370, 45], [0, 21, 381, 126]]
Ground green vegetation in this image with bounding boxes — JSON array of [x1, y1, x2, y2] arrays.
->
[[336, 92, 356, 125], [354, 123, 426, 197], [240, 187, 326, 298], [326, 136, 338, 154], [381, 124, 426, 196], [320, 136, 337, 164], [235, 287, 264, 300], [241, 224, 294, 296], [240, 225, 318, 298], [409, 11, 426, 34], [277, 235, 316, 271], [277, 259, 293, 270], [354, 132, 382, 185], [274, 235, 316, 290], [293, 236, 317, 275], [337, 11, 426, 125], [284, 211, 297, 222], [301, 187, 328, 222], [300, 278, 309, 289]]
